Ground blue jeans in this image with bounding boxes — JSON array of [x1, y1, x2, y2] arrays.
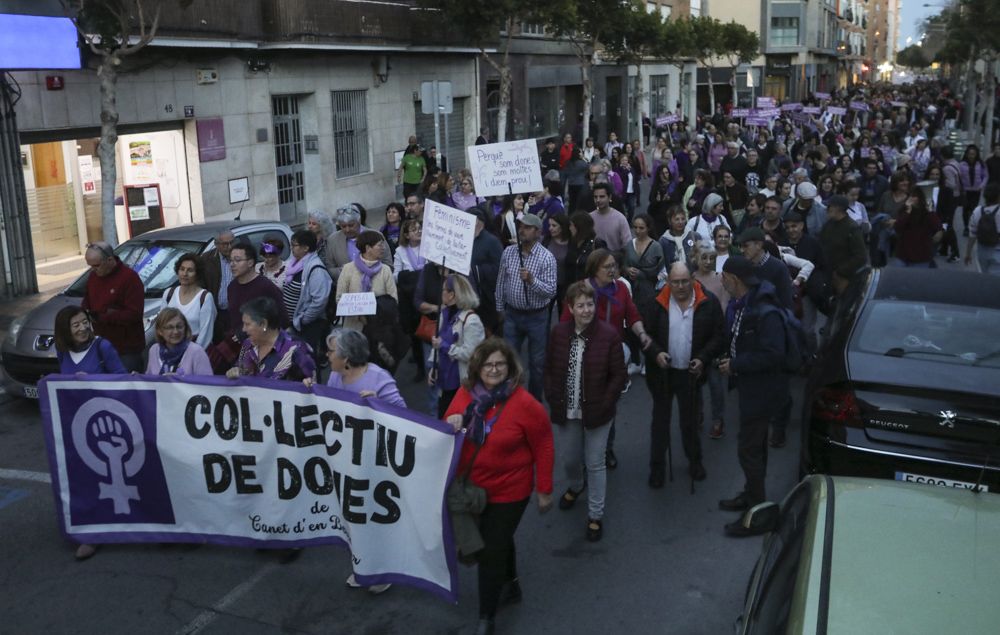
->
[[558, 419, 612, 520], [503, 307, 548, 401], [978, 250, 1000, 275]]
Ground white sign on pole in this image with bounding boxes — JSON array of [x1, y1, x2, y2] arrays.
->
[[467, 139, 544, 198], [336, 292, 377, 317], [420, 200, 476, 275], [420, 81, 453, 115]]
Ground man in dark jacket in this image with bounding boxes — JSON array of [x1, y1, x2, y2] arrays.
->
[[202, 229, 236, 342], [539, 138, 560, 179], [718, 256, 788, 537], [644, 262, 725, 488], [469, 205, 504, 334], [737, 227, 794, 310], [818, 195, 868, 295]]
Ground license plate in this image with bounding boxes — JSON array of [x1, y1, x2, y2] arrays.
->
[[895, 471, 987, 492], [23, 386, 37, 399]]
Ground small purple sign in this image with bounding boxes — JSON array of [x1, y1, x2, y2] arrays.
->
[[196, 117, 226, 162], [815, 92, 832, 101], [655, 114, 680, 127], [781, 102, 803, 112], [757, 108, 781, 118], [802, 106, 822, 115], [746, 116, 771, 126], [731, 108, 751, 118], [849, 101, 870, 112], [827, 106, 848, 116], [756, 96, 775, 108]]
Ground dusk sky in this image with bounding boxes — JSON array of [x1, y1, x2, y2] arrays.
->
[[897, 0, 949, 49]]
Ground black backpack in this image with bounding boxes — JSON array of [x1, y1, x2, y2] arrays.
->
[[977, 205, 1000, 247]]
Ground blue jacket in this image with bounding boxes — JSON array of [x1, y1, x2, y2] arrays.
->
[[728, 281, 789, 420], [292, 253, 333, 331]]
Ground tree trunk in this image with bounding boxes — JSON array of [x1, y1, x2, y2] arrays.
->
[[497, 65, 511, 143], [964, 59, 978, 134], [705, 65, 716, 118], [983, 58, 996, 148], [581, 55, 592, 145], [97, 54, 121, 246], [635, 64, 645, 148]]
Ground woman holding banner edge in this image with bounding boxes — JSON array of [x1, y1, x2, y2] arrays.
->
[[444, 338, 553, 635]]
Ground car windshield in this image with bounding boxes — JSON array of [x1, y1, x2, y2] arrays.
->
[[64, 240, 205, 299], [852, 300, 1000, 367]]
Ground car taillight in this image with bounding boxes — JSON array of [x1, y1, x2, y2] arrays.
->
[[812, 387, 862, 427]]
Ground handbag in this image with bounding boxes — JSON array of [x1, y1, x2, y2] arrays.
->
[[415, 314, 437, 342], [446, 436, 488, 562]]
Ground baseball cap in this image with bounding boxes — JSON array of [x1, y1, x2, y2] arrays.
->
[[797, 182, 818, 199], [722, 255, 760, 286], [519, 213, 543, 229]]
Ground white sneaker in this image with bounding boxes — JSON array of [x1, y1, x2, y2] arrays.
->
[[627, 362, 642, 376], [640, 363, 646, 376], [345, 573, 362, 588]]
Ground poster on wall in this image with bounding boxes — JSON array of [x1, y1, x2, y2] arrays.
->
[[196, 118, 227, 162], [128, 141, 154, 180], [77, 155, 96, 194], [128, 205, 149, 221]]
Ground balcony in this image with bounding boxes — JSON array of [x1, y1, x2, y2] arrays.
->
[[154, 0, 265, 41]]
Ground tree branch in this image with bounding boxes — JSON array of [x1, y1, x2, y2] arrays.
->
[[121, 1, 161, 56]]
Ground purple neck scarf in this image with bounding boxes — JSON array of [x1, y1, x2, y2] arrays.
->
[[589, 278, 621, 308], [353, 254, 382, 292], [404, 245, 425, 270]]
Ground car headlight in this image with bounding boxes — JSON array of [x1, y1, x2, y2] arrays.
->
[[6, 315, 25, 345]]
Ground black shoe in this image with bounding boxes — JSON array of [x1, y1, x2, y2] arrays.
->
[[586, 518, 603, 542], [475, 618, 495, 635], [724, 516, 768, 538], [606, 449, 618, 470], [558, 487, 582, 510], [719, 492, 750, 512], [648, 467, 665, 489], [769, 429, 786, 448], [689, 461, 707, 481], [498, 578, 522, 608]]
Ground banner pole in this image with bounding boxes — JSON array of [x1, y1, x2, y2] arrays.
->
[[510, 182, 530, 300]]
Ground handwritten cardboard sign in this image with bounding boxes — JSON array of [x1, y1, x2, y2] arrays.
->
[[420, 200, 476, 275], [336, 292, 377, 317], [467, 140, 544, 197]]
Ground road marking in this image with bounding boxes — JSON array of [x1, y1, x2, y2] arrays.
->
[[176, 562, 278, 634], [0, 468, 51, 484]]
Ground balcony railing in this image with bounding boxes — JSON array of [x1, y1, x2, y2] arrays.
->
[[154, 0, 265, 40]]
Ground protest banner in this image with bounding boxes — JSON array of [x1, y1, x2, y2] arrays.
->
[[336, 292, 377, 317], [815, 92, 832, 101], [781, 102, 803, 111], [467, 139, 544, 197], [746, 115, 772, 127], [420, 200, 476, 275], [655, 114, 679, 127], [757, 108, 781, 118], [39, 375, 463, 601], [756, 96, 775, 108], [827, 106, 848, 116], [802, 106, 822, 115], [731, 108, 751, 118], [849, 101, 869, 112]]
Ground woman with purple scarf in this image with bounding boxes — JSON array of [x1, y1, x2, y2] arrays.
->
[[145, 309, 212, 376], [430, 274, 486, 418], [336, 231, 398, 331], [226, 296, 315, 382]]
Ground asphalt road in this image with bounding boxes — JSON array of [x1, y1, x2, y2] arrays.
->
[[0, 366, 804, 635]]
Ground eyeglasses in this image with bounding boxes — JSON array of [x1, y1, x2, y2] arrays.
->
[[482, 361, 508, 371], [601, 263, 618, 271]]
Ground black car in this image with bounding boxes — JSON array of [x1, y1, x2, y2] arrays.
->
[[802, 267, 1000, 493]]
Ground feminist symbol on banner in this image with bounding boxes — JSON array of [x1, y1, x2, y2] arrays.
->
[[71, 397, 146, 514]]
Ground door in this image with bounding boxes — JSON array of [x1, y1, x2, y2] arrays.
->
[[414, 97, 466, 172], [605, 76, 622, 138], [272, 95, 306, 223]]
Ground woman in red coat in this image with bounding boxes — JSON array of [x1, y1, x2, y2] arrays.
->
[[444, 338, 554, 635], [544, 281, 626, 543]]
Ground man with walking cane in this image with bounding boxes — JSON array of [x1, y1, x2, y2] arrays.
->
[[643, 262, 726, 489]]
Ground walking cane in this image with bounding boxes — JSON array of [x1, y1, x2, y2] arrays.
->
[[688, 370, 701, 495], [430, 256, 447, 386]]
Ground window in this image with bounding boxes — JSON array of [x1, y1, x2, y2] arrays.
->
[[690, 0, 702, 17], [331, 89, 371, 178], [649, 74, 670, 118], [521, 22, 546, 36], [770, 17, 799, 47], [529, 87, 559, 140]]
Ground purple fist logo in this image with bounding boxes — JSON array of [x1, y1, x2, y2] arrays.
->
[[71, 398, 146, 515]]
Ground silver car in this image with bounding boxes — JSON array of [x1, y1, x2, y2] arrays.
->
[[1, 220, 291, 399]]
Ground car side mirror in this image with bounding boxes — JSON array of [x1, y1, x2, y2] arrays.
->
[[743, 501, 780, 534]]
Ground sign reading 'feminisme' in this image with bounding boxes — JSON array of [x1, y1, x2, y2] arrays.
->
[[39, 375, 462, 601], [467, 139, 544, 197]]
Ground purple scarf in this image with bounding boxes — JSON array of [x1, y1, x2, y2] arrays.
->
[[284, 252, 312, 278], [353, 254, 382, 292], [158, 339, 190, 375], [404, 246, 425, 271], [589, 277, 621, 308], [463, 380, 515, 445]]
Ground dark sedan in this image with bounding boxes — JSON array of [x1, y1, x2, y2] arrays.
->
[[802, 267, 1000, 493]]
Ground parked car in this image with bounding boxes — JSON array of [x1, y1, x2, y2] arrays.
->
[[1, 221, 291, 399], [736, 475, 1000, 634], [801, 267, 1000, 492]]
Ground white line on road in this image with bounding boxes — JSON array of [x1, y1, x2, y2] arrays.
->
[[176, 562, 278, 635], [0, 468, 51, 484]]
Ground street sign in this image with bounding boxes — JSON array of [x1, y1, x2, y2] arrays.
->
[[420, 81, 453, 114]]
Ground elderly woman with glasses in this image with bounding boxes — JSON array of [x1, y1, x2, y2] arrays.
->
[[225, 296, 315, 382], [307, 210, 336, 268], [145, 308, 212, 375], [283, 229, 333, 361], [326, 204, 392, 284], [303, 328, 406, 408], [336, 231, 397, 332]]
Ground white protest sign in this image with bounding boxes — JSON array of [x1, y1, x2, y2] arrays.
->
[[827, 106, 848, 116], [467, 139, 544, 197], [336, 292, 377, 317], [420, 200, 476, 275], [39, 375, 462, 601]]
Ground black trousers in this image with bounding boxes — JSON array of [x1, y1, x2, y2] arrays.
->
[[477, 498, 529, 619], [737, 414, 770, 505], [647, 367, 701, 468]]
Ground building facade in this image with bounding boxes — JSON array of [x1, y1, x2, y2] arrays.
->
[[763, 0, 842, 100]]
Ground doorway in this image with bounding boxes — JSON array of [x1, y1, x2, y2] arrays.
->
[[272, 95, 306, 223]]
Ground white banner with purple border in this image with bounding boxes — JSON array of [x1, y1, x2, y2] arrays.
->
[[39, 375, 463, 601]]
